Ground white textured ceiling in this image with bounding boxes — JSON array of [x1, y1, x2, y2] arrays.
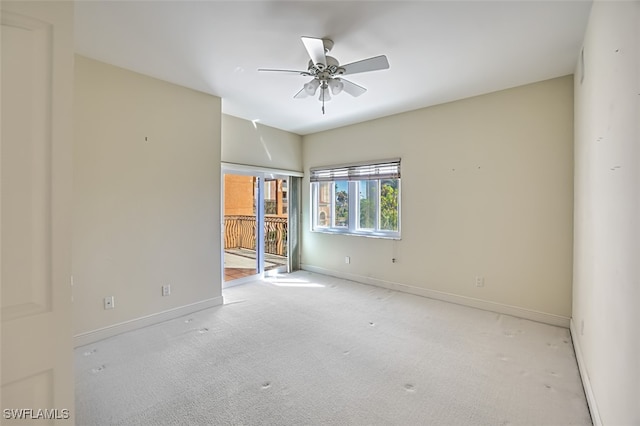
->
[[75, 1, 592, 135]]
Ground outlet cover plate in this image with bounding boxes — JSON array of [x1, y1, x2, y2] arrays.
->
[[104, 296, 115, 310]]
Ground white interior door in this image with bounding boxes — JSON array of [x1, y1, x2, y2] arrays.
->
[[1, 1, 75, 423]]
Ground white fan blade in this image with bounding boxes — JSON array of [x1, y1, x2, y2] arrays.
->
[[301, 36, 327, 69], [341, 55, 389, 75], [294, 88, 309, 99], [258, 68, 311, 76], [340, 78, 367, 97]]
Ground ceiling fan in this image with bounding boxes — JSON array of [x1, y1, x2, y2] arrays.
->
[[258, 36, 390, 114]]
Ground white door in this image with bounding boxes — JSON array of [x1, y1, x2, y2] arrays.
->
[[1, 1, 75, 423]]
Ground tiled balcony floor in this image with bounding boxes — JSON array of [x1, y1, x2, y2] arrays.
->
[[224, 248, 286, 282], [224, 266, 257, 282]]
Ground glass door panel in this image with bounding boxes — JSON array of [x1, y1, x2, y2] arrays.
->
[[263, 176, 288, 275], [223, 173, 258, 282]]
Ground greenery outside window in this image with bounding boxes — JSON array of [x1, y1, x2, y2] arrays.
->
[[310, 159, 401, 239]]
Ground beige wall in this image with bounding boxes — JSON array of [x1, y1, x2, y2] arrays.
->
[[302, 76, 574, 323], [73, 56, 222, 339], [222, 114, 302, 172], [572, 2, 640, 425]]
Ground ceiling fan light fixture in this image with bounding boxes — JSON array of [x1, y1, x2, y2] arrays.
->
[[303, 79, 320, 96], [328, 78, 344, 95], [319, 87, 331, 102]]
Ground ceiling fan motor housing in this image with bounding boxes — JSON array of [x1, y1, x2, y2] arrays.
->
[[308, 56, 345, 79]]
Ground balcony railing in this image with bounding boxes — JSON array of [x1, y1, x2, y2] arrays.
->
[[224, 215, 287, 257]]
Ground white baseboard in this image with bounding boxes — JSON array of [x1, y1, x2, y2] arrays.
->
[[73, 296, 224, 347], [301, 264, 570, 328], [570, 319, 602, 426]]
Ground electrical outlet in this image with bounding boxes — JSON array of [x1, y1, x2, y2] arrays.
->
[[104, 296, 115, 310], [475, 276, 484, 287], [345, 256, 350, 264], [162, 285, 171, 296]]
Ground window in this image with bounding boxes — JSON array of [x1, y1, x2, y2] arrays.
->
[[310, 159, 400, 238]]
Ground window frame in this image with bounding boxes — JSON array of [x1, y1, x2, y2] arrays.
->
[[310, 159, 401, 240]]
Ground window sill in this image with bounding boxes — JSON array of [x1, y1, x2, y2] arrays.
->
[[311, 228, 401, 240]]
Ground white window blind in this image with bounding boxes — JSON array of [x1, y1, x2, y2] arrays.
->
[[309, 159, 401, 182]]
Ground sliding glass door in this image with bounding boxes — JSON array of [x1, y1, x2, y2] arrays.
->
[[222, 168, 294, 284]]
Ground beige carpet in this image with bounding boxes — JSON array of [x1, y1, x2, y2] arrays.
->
[[75, 271, 591, 425]]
